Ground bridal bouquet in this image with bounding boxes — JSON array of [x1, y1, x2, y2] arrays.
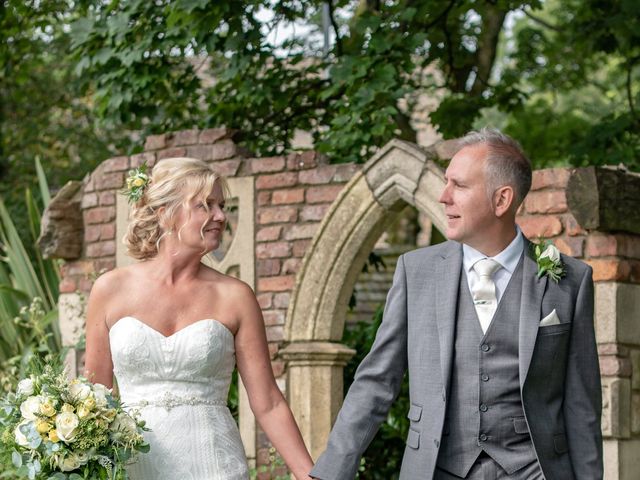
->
[[0, 361, 149, 480]]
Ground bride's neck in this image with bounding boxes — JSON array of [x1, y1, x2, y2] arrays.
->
[[146, 251, 202, 286]]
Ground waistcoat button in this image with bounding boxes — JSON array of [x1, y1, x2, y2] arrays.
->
[[479, 404, 488, 412], [481, 344, 490, 352]]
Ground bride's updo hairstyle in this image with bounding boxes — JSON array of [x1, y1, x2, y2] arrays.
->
[[124, 157, 227, 260]]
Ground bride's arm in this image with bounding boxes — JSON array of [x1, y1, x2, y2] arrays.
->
[[83, 273, 115, 389], [233, 282, 313, 480]]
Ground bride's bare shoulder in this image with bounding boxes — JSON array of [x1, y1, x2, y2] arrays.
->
[[201, 266, 255, 300], [90, 264, 144, 297]]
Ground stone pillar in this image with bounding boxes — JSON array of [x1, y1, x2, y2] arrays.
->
[[596, 282, 640, 479], [279, 341, 355, 459]]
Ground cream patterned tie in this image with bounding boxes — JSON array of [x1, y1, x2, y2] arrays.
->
[[472, 258, 502, 334]]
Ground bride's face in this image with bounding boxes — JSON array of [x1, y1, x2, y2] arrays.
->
[[173, 181, 227, 254]]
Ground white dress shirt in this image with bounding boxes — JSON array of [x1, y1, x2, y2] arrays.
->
[[462, 227, 525, 304]]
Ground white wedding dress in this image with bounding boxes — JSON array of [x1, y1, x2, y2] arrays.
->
[[109, 316, 250, 480]]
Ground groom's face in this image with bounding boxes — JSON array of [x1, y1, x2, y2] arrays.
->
[[439, 144, 495, 249]]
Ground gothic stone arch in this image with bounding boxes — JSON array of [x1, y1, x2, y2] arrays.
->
[[280, 138, 451, 457]]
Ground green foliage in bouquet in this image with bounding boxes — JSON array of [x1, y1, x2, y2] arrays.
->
[[0, 158, 62, 392], [0, 358, 149, 479], [342, 307, 410, 480]]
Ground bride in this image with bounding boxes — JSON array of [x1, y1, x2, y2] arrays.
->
[[83, 157, 313, 479]]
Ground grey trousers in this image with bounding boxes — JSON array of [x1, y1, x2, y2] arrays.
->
[[434, 454, 545, 480]]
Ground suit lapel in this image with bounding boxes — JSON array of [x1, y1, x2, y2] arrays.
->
[[518, 239, 548, 389], [435, 241, 462, 389]]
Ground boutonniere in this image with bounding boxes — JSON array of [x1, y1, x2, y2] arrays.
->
[[532, 240, 565, 283], [122, 163, 150, 203]]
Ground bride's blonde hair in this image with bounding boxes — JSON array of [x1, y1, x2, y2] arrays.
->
[[124, 157, 228, 260]]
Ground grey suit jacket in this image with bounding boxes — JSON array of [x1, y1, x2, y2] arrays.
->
[[310, 240, 602, 480]]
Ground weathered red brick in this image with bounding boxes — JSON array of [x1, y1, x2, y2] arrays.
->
[[586, 234, 618, 258], [273, 292, 290, 309], [93, 258, 116, 273], [212, 159, 242, 177], [257, 206, 297, 225], [334, 163, 360, 182], [517, 215, 563, 239], [65, 260, 95, 276], [77, 276, 95, 293], [555, 236, 584, 258], [256, 242, 292, 259], [58, 277, 77, 294], [524, 190, 567, 214], [268, 343, 279, 359], [256, 172, 298, 190], [272, 188, 304, 205], [263, 310, 285, 326], [256, 293, 273, 309], [258, 275, 295, 292], [585, 259, 631, 282], [257, 191, 271, 206], [100, 223, 116, 240], [98, 191, 115, 206], [199, 127, 236, 144], [85, 207, 116, 225], [282, 258, 302, 275], [283, 224, 319, 241], [81, 193, 98, 209], [84, 225, 101, 243], [250, 157, 286, 174], [130, 152, 156, 168], [299, 165, 337, 184], [286, 151, 320, 170], [531, 168, 571, 191], [103, 156, 130, 173], [306, 185, 344, 204], [630, 260, 640, 284], [271, 360, 285, 378], [171, 129, 199, 146], [157, 147, 187, 160], [300, 204, 330, 222], [94, 172, 124, 190], [256, 226, 282, 242], [265, 325, 284, 342], [144, 134, 166, 151], [257, 259, 281, 276], [292, 239, 311, 257], [564, 214, 587, 236], [86, 240, 116, 258], [210, 139, 238, 160], [186, 145, 216, 161]]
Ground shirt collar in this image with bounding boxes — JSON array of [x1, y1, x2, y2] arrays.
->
[[462, 226, 524, 274]]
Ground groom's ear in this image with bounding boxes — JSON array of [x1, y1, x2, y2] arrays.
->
[[493, 185, 515, 218]]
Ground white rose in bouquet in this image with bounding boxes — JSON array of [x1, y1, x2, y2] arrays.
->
[[55, 411, 80, 442], [92, 384, 111, 407], [20, 395, 43, 420], [16, 377, 35, 396], [109, 412, 138, 441], [69, 381, 91, 401], [57, 452, 82, 472]]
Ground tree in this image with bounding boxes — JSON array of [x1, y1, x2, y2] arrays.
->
[[0, 0, 123, 240]]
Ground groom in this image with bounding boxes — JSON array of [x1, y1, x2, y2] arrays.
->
[[310, 129, 602, 480]]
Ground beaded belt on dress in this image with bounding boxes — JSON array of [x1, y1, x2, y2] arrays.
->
[[128, 391, 227, 410]]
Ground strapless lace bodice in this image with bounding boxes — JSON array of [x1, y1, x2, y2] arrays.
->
[[109, 316, 249, 479]]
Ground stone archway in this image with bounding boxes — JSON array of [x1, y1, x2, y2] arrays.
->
[[280, 139, 451, 457]]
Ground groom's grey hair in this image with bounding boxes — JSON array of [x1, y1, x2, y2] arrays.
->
[[457, 127, 532, 207]]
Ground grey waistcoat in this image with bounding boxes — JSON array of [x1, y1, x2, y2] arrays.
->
[[436, 257, 537, 477]]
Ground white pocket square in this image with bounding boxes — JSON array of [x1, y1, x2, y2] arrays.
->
[[539, 309, 561, 327]]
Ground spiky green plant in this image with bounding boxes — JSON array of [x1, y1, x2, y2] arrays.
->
[[0, 158, 62, 390]]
